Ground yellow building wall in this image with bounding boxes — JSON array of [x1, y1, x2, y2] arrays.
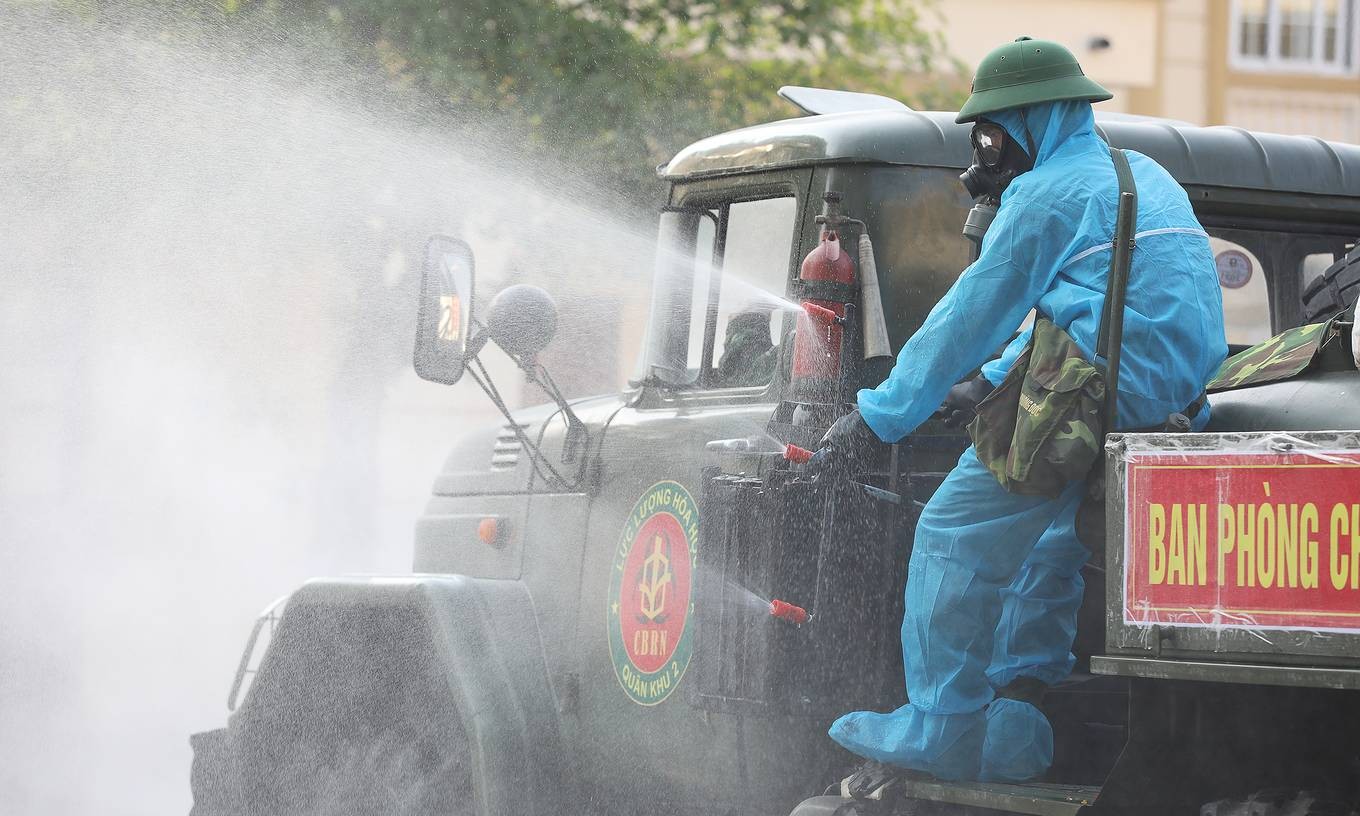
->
[[934, 0, 1360, 144], [1158, 0, 1210, 124], [1206, 0, 1360, 143], [933, 0, 1164, 115]]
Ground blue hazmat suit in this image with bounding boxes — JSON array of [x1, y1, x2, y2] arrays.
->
[[828, 100, 1227, 782]]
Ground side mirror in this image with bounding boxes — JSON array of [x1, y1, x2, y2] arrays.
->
[[413, 235, 476, 385]]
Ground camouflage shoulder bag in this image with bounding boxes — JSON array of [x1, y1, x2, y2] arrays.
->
[[968, 147, 1137, 498]]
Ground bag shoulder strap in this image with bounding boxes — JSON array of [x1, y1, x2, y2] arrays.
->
[[1096, 147, 1137, 431]]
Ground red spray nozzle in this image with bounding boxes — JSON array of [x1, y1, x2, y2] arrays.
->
[[802, 302, 839, 324], [784, 443, 814, 464], [769, 599, 809, 625]]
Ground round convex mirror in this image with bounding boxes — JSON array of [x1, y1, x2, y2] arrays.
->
[[485, 284, 558, 357]]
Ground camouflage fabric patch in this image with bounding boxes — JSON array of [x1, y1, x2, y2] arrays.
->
[[1207, 322, 1329, 392], [969, 318, 1106, 497]]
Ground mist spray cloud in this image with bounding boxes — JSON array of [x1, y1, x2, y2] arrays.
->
[[0, 5, 656, 812]]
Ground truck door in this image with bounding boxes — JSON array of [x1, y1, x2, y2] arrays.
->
[[564, 170, 829, 809]]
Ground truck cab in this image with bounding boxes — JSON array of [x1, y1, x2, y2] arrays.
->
[[194, 97, 1360, 816]]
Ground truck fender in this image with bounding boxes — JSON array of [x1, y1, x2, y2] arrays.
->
[[405, 575, 574, 816], [195, 575, 574, 816]]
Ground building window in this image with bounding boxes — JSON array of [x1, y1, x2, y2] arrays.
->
[[1232, 0, 1359, 73]]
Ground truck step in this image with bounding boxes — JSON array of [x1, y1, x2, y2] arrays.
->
[[889, 778, 1099, 815], [791, 780, 1100, 816]]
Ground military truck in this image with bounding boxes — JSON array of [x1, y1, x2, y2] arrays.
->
[[191, 89, 1360, 816]]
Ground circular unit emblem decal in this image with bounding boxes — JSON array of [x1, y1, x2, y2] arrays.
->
[[1216, 249, 1253, 290], [607, 480, 698, 706]]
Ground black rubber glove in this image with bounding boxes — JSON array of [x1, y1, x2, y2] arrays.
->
[[805, 409, 880, 478], [938, 376, 994, 428]]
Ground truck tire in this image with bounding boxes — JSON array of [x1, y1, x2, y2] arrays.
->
[[194, 722, 474, 816], [189, 728, 238, 816], [1302, 245, 1360, 324], [197, 577, 572, 816], [1201, 789, 1358, 816], [270, 720, 472, 816], [232, 597, 475, 816]]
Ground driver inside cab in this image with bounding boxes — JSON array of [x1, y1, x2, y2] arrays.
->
[[715, 307, 778, 387]]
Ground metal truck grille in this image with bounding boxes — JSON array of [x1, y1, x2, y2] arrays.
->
[[490, 423, 526, 470]]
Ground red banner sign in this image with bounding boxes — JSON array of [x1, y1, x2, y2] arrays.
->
[[1124, 449, 1360, 632]]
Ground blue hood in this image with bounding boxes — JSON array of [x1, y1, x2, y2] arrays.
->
[[987, 100, 1101, 167]]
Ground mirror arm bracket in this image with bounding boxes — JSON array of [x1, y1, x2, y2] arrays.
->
[[514, 354, 591, 467], [561, 414, 588, 464], [465, 324, 489, 360]]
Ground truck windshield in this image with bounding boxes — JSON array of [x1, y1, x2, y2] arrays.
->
[[639, 197, 798, 388]]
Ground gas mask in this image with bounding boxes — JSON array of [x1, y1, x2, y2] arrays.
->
[[960, 119, 1035, 244]]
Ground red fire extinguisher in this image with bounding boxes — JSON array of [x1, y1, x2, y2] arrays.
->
[[791, 195, 856, 403]]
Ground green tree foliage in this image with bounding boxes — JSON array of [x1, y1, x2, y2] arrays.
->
[[261, 0, 962, 197]]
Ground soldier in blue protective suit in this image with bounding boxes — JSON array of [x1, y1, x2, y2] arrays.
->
[[811, 38, 1228, 782]]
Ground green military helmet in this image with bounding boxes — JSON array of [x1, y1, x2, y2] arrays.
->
[[956, 37, 1113, 124]]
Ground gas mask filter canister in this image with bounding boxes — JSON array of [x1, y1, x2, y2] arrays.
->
[[961, 198, 998, 245]]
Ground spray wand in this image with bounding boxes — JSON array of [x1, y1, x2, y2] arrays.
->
[[768, 443, 899, 628], [768, 446, 816, 626]]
